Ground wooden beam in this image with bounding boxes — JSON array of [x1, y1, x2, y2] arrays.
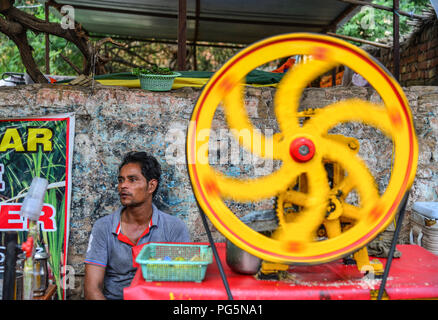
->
[[90, 34, 245, 49], [177, 0, 187, 71], [327, 32, 391, 48]]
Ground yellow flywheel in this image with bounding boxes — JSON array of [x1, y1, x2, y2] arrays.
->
[[186, 33, 418, 265]]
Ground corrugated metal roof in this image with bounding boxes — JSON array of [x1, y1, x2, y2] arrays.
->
[[54, 0, 367, 44]]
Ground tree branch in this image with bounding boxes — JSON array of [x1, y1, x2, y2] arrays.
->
[[6, 6, 93, 74], [0, 0, 12, 12], [8, 30, 48, 83], [0, 11, 47, 83], [110, 57, 142, 69], [0, 2, 159, 82], [0, 14, 22, 34], [108, 45, 156, 66], [59, 52, 82, 75]]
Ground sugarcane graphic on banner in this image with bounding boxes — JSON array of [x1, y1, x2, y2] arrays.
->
[[0, 114, 75, 300]]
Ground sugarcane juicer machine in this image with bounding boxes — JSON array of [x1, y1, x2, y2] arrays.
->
[[186, 34, 418, 279]]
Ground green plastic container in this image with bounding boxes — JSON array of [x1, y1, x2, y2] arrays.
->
[[135, 243, 213, 282], [138, 72, 181, 91]]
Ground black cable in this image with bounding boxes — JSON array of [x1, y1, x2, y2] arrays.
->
[[185, 112, 233, 300], [377, 191, 410, 300], [198, 207, 234, 300], [2, 232, 18, 300]]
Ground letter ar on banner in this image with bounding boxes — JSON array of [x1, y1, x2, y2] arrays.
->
[[0, 114, 75, 300]]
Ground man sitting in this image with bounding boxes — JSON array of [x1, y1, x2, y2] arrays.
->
[[84, 151, 190, 300]]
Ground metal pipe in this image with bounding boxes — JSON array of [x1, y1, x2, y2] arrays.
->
[[331, 68, 337, 87], [199, 208, 233, 300], [327, 32, 391, 49], [177, 0, 187, 71], [393, 0, 400, 82], [2, 232, 17, 300], [377, 191, 409, 300], [90, 34, 245, 49], [45, 2, 50, 75], [193, 0, 200, 71]]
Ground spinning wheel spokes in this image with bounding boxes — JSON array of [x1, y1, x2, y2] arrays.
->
[[304, 99, 394, 138], [334, 174, 355, 201], [274, 58, 338, 134], [319, 137, 380, 211], [222, 81, 283, 159], [187, 33, 418, 264], [199, 161, 303, 202], [272, 160, 331, 245], [275, 136, 381, 249]]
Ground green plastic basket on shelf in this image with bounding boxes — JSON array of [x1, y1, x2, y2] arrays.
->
[[138, 72, 181, 91], [135, 243, 213, 282]]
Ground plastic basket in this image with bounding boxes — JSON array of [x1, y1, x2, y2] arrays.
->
[[138, 72, 181, 91], [135, 243, 213, 282]]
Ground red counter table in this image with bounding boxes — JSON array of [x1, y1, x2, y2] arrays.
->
[[124, 243, 438, 300]]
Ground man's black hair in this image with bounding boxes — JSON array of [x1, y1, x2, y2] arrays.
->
[[119, 151, 161, 197]]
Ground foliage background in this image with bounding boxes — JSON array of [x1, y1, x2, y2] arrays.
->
[[0, 0, 83, 76], [337, 0, 432, 44], [0, 1, 433, 77]]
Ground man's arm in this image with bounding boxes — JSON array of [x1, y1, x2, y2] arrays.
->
[[84, 218, 109, 300], [84, 264, 106, 300]]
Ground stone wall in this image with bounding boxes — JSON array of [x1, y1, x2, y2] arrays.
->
[[0, 83, 437, 299]]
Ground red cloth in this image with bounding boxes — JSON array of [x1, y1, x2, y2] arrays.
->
[[124, 243, 438, 300], [272, 58, 295, 73]]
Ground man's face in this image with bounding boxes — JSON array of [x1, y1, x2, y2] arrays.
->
[[117, 162, 156, 207]]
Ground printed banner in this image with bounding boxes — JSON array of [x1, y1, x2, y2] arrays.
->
[[0, 114, 75, 300]]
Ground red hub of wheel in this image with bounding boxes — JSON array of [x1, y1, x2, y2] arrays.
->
[[289, 137, 315, 162]]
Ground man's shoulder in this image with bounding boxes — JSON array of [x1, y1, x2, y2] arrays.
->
[[153, 205, 190, 242], [154, 206, 186, 227], [92, 208, 121, 232], [155, 206, 180, 220]]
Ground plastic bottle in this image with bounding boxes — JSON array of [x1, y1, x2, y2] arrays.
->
[[20, 177, 48, 222]]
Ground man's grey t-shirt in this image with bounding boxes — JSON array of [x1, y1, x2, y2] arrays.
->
[[85, 204, 190, 300]]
